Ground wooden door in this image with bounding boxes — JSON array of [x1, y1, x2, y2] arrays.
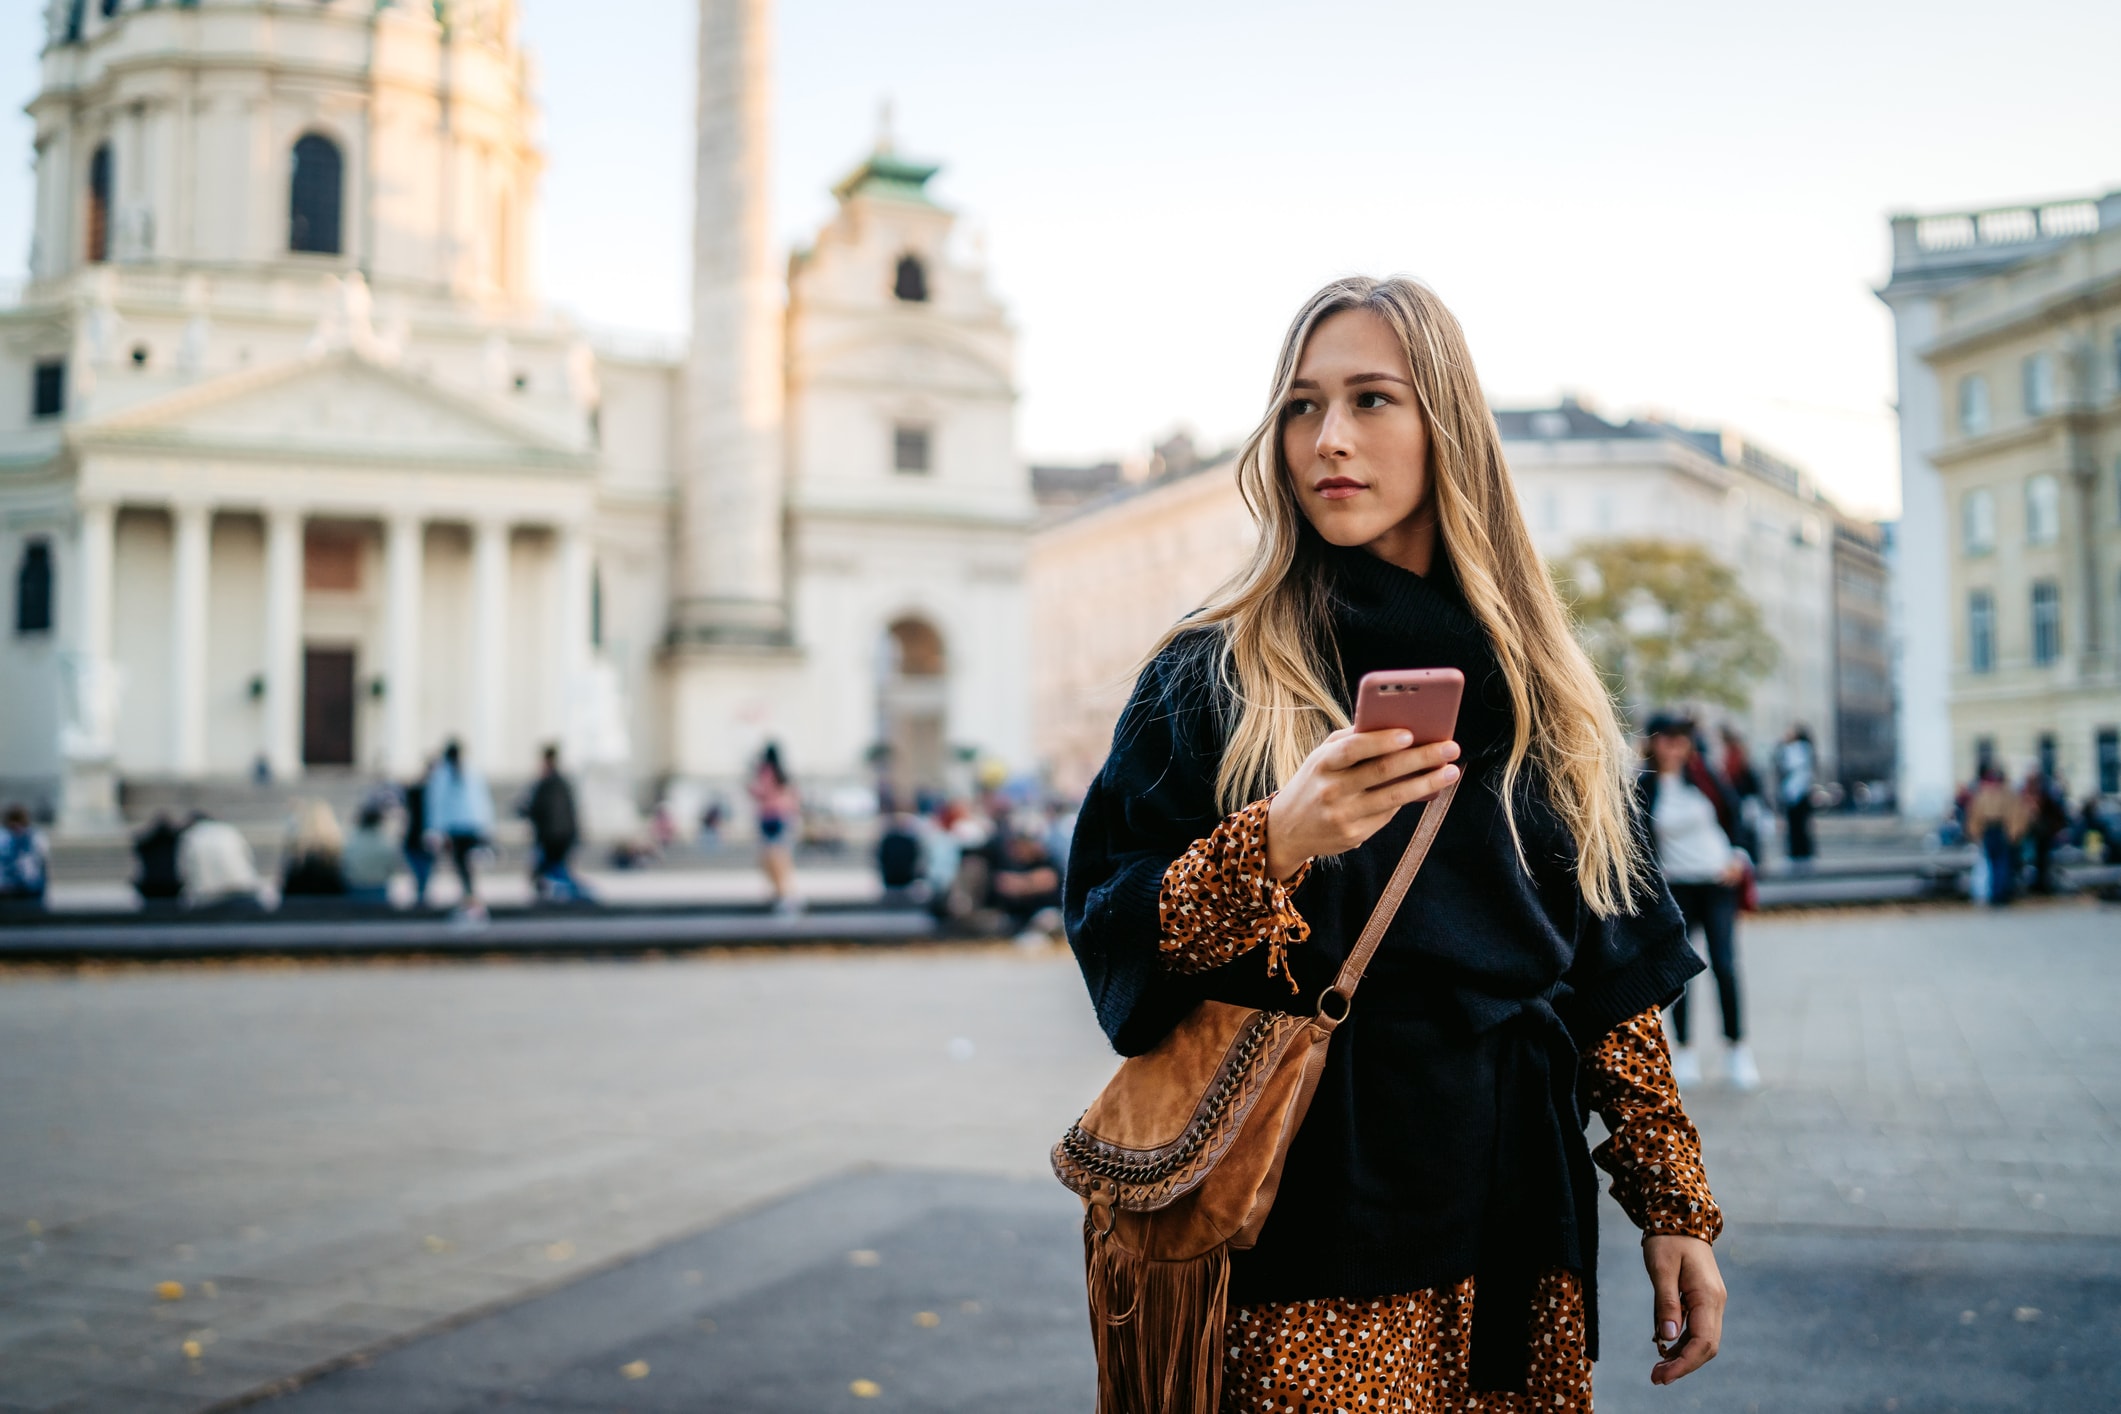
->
[[302, 648, 357, 767]]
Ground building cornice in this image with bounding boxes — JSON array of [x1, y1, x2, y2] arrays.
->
[[1918, 266, 2121, 364]]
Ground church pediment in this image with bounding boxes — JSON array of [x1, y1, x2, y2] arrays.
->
[[76, 351, 589, 468]]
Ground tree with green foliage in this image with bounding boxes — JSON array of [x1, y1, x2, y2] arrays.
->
[[1550, 537, 1778, 722]]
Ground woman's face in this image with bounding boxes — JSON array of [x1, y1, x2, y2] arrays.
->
[[1651, 733, 1692, 774], [1282, 308, 1434, 569]]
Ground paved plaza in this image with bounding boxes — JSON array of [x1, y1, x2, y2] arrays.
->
[[2, 901, 2117, 1411]]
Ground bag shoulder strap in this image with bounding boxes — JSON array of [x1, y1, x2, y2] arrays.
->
[[1319, 779, 1458, 1015]]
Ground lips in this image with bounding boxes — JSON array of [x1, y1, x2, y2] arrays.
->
[[1313, 476, 1366, 501]]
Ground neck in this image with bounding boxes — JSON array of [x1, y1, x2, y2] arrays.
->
[[1361, 506, 1439, 576]]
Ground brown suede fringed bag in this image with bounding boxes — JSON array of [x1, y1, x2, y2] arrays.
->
[[1051, 780, 1458, 1414]]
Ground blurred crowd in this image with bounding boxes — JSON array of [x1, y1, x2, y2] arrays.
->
[[1950, 764, 2115, 906]]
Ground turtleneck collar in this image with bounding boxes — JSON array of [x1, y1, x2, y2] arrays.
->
[[1319, 538, 1514, 763]]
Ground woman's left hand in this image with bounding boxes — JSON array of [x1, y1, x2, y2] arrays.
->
[[1643, 1234, 1725, 1384]]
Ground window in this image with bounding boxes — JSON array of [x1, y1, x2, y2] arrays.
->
[[892, 423, 931, 474], [893, 253, 928, 303], [1961, 488, 1995, 554], [2025, 474, 2060, 545], [289, 134, 344, 255], [1957, 373, 1990, 436], [14, 541, 53, 635], [1967, 590, 1994, 673], [2098, 728, 2119, 795], [100, 0, 119, 16], [64, 0, 84, 43], [2022, 351, 2056, 417], [1974, 736, 1996, 777], [2037, 733, 2057, 779], [2031, 580, 2061, 666], [590, 565, 603, 649], [32, 360, 65, 419], [86, 143, 112, 263]]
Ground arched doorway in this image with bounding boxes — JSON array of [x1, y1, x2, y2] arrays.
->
[[877, 616, 946, 805]]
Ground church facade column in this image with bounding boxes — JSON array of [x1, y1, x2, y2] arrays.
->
[[675, 0, 787, 644], [169, 502, 211, 776], [74, 501, 115, 668], [383, 512, 424, 777], [469, 517, 510, 768], [261, 507, 304, 779]]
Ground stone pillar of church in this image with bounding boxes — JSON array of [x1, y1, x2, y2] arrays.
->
[[673, 0, 786, 644]]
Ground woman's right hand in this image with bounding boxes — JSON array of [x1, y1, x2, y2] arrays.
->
[[1264, 728, 1461, 881]]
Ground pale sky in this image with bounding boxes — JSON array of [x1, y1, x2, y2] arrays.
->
[[6, 1, 2120, 518]]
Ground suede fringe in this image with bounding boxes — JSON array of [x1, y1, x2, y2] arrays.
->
[[1084, 1222, 1231, 1414]]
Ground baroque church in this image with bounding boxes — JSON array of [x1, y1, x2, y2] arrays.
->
[[0, 0, 1034, 833]]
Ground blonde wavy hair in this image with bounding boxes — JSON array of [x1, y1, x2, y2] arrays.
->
[[1153, 276, 1645, 916]]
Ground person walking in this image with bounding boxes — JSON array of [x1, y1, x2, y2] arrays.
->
[[424, 740, 495, 921], [0, 805, 49, 913], [524, 745, 585, 902], [1642, 715, 1756, 1092], [1965, 766, 2024, 905], [279, 799, 349, 899], [1716, 726, 1768, 864], [1775, 725, 1817, 868], [1065, 277, 1725, 1412], [748, 742, 801, 914]]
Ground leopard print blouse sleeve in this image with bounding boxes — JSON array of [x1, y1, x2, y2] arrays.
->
[[1580, 1006, 1724, 1243], [1157, 795, 1311, 992]]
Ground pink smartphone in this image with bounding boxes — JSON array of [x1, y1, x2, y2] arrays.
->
[[1352, 668, 1464, 745]]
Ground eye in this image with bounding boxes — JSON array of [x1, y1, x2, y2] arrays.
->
[[1285, 397, 1319, 417], [1355, 390, 1393, 409]]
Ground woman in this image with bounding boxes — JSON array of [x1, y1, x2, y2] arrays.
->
[[279, 798, 349, 898], [1964, 765, 2024, 905], [424, 740, 495, 922], [1065, 277, 1726, 1411], [748, 742, 802, 913], [1641, 715, 1756, 1091]]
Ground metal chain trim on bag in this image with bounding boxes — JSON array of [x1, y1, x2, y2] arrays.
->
[[1056, 1009, 1285, 1187]]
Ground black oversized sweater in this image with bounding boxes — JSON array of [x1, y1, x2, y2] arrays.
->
[[1063, 541, 1704, 1389]]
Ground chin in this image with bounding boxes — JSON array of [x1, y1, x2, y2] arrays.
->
[[1302, 501, 1399, 548]]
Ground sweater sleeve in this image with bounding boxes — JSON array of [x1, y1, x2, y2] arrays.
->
[[1158, 796, 1311, 992], [1063, 632, 1238, 1055], [1580, 1007, 1723, 1242]]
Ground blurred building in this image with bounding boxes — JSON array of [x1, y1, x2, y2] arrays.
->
[[0, 0, 1032, 831], [1499, 401, 1849, 783], [1029, 404, 1878, 797], [1879, 191, 2121, 801]]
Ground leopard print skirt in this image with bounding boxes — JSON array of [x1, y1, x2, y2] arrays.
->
[[1222, 1268, 1592, 1413]]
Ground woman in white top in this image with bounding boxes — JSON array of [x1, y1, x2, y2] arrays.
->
[[1640, 714, 1757, 1091]]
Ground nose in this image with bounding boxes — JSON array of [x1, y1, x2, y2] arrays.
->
[[1315, 399, 1356, 460]]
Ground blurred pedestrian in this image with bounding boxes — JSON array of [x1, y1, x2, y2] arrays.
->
[[1776, 725, 1816, 867], [133, 814, 187, 906], [1716, 726, 1768, 863], [342, 803, 400, 905], [424, 740, 495, 922], [0, 805, 49, 912], [1642, 715, 1757, 1091], [2021, 769, 2068, 895], [1965, 766, 2024, 906], [177, 812, 262, 912], [876, 807, 926, 903], [524, 745, 585, 902], [748, 742, 801, 913], [401, 763, 435, 907], [279, 799, 348, 898], [987, 811, 1062, 943]]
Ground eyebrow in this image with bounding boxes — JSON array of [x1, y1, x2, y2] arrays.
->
[[1288, 372, 1414, 390]]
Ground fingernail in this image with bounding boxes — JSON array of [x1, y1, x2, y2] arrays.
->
[[1397, 732, 1414, 747], [1658, 1321, 1678, 1342], [1443, 741, 1460, 759], [1442, 765, 1460, 781]]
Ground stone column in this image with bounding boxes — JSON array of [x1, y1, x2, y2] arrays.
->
[[383, 513, 424, 777], [676, 0, 787, 644], [470, 518, 510, 768], [555, 526, 593, 687], [169, 503, 211, 776], [261, 507, 303, 779], [57, 499, 122, 833]]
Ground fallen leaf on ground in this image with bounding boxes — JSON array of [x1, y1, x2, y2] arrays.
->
[[847, 1250, 880, 1267], [914, 1311, 940, 1328], [156, 1281, 185, 1301], [199, 1281, 218, 1299], [2014, 1307, 2041, 1322], [423, 1235, 452, 1253], [181, 1340, 202, 1360], [850, 1379, 881, 1397], [545, 1241, 575, 1262], [619, 1359, 649, 1380]]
